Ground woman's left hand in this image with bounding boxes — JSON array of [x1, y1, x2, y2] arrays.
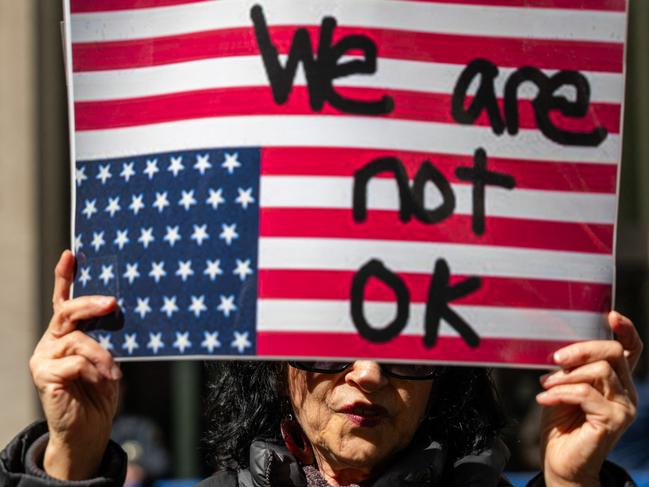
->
[[537, 311, 643, 487]]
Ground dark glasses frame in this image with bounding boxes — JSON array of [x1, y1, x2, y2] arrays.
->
[[288, 361, 438, 380]]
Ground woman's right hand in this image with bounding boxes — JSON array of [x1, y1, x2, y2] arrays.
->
[[29, 250, 122, 480]]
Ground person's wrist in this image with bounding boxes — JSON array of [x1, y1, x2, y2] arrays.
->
[[44, 434, 109, 481], [543, 468, 602, 487]]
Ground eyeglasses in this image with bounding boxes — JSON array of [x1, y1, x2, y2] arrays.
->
[[289, 361, 438, 380]]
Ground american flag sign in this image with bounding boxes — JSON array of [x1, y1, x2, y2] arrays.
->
[[65, 0, 626, 366]]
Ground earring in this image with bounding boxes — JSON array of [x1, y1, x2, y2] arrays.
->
[[280, 413, 314, 465]]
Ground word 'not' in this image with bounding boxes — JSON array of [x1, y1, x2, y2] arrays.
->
[[353, 149, 516, 236]]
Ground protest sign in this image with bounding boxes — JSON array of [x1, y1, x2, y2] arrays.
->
[[64, 0, 626, 366]]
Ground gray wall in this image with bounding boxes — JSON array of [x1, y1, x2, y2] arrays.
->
[[0, 0, 38, 446]]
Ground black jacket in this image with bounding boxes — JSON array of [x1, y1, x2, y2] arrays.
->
[[0, 422, 637, 487]]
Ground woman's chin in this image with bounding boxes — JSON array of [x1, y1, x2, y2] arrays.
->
[[330, 433, 395, 470]]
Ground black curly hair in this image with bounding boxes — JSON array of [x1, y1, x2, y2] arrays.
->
[[203, 361, 506, 471]]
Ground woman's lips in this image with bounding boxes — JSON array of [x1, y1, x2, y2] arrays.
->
[[337, 403, 389, 427]]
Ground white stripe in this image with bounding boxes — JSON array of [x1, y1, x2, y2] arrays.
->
[[257, 299, 609, 341], [258, 237, 613, 283], [70, 0, 625, 43], [73, 56, 624, 104], [260, 176, 617, 224], [74, 116, 621, 163]]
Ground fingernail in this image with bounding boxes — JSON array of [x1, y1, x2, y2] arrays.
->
[[539, 373, 552, 385], [111, 364, 122, 380], [536, 391, 549, 400], [553, 350, 567, 363], [99, 297, 115, 307]]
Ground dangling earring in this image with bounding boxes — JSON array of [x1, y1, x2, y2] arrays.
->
[[280, 413, 314, 465]]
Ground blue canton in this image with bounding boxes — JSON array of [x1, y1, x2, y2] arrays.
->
[[73, 148, 260, 358]]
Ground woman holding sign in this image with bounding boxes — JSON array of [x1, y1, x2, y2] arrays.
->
[[0, 251, 643, 486]]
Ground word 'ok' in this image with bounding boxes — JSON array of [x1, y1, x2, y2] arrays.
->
[[351, 258, 481, 348]]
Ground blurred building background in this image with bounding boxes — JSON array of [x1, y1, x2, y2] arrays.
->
[[0, 0, 647, 479]]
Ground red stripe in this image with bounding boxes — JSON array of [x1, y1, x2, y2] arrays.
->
[[407, 0, 625, 10], [70, 0, 626, 13], [259, 209, 613, 254], [74, 86, 621, 135], [257, 332, 576, 366], [258, 269, 612, 312], [70, 0, 210, 13], [261, 147, 617, 194], [71, 26, 623, 73]]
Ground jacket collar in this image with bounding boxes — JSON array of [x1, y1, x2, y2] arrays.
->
[[246, 436, 509, 487]]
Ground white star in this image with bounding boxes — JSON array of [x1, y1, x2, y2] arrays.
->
[[206, 188, 225, 210], [104, 196, 121, 217], [160, 296, 179, 318], [233, 259, 253, 281], [152, 191, 170, 213], [173, 332, 192, 354], [190, 224, 210, 246], [222, 152, 241, 174], [97, 334, 114, 350], [99, 264, 115, 286], [129, 194, 145, 215], [91, 231, 105, 252], [149, 261, 166, 283], [201, 331, 221, 353], [138, 227, 155, 249], [75, 166, 88, 186], [82, 199, 97, 219], [178, 190, 197, 211], [134, 297, 152, 319], [217, 294, 237, 318], [120, 162, 135, 182], [147, 332, 165, 354], [96, 164, 112, 184], [168, 156, 185, 177], [175, 260, 194, 281], [122, 333, 139, 355], [143, 159, 159, 179], [78, 267, 92, 287], [219, 223, 239, 246], [231, 331, 251, 353], [188, 295, 207, 318], [123, 263, 140, 284], [113, 229, 129, 250], [74, 234, 83, 252], [163, 225, 182, 247], [194, 153, 212, 175], [235, 187, 255, 209], [203, 259, 223, 281]]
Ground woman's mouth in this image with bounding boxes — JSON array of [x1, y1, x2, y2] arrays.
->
[[337, 403, 389, 427]]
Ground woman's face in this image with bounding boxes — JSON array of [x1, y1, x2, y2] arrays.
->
[[287, 361, 434, 483]]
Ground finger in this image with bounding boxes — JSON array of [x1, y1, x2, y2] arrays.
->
[[48, 295, 116, 337], [536, 383, 635, 431], [552, 340, 632, 393], [33, 356, 104, 390], [50, 331, 121, 381], [52, 250, 75, 307], [539, 360, 630, 405], [609, 311, 643, 373], [536, 383, 611, 417]]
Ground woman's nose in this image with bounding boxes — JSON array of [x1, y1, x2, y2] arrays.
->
[[345, 361, 389, 393]]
